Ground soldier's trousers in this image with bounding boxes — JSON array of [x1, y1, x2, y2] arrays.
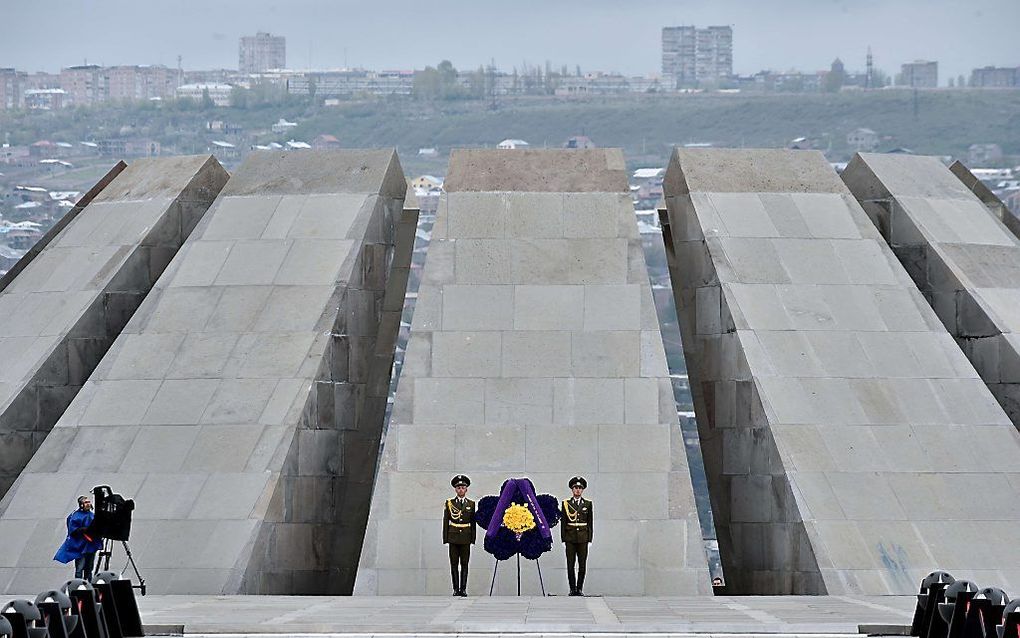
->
[[565, 542, 588, 591], [449, 543, 470, 592]]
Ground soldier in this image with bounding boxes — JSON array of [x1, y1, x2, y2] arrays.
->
[[561, 476, 593, 596], [443, 474, 476, 596]]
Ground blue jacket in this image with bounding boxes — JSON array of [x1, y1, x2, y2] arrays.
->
[[53, 509, 102, 563]]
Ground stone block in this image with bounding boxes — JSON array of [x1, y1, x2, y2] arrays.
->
[[513, 284, 584, 330], [501, 331, 572, 377], [441, 285, 513, 331]]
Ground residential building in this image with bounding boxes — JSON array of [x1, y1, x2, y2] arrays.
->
[[968, 143, 1004, 166], [21, 72, 60, 91], [847, 128, 879, 152], [662, 26, 696, 87], [60, 64, 106, 106], [22, 89, 67, 110], [271, 118, 298, 133], [105, 65, 182, 101], [970, 66, 1019, 88], [285, 69, 415, 97], [311, 134, 342, 149], [899, 60, 938, 88], [0, 68, 22, 110], [239, 32, 286, 73], [497, 139, 529, 149], [175, 83, 233, 107], [563, 135, 596, 149], [554, 73, 629, 96], [662, 25, 732, 88], [695, 26, 733, 84], [96, 139, 161, 157]]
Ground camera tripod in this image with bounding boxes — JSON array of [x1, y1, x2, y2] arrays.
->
[[97, 538, 147, 596]]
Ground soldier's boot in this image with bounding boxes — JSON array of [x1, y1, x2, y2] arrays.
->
[[451, 566, 460, 596], [577, 567, 586, 596], [567, 565, 578, 596], [459, 569, 469, 597]]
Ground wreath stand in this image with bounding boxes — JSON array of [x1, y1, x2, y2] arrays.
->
[[488, 553, 547, 596]]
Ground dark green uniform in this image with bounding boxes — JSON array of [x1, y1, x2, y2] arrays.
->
[[561, 496, 593, 594], [443, 496, 475, 595]]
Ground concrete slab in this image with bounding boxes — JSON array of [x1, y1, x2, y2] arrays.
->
[[0, 155, 228, 499], [843, 153, 1020, 431], [357, 149, 710, 596], [661, 148, 1020, 595], [0, 150, 410, 595], [115, 594, 913, 635], [947, 160, 1020, 240], [444, 149, 628, 193]]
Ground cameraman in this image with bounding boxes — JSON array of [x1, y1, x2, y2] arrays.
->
[[53, 495, 103, 581]]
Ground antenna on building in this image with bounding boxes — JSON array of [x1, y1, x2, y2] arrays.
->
[[866, 46, 874, 89]]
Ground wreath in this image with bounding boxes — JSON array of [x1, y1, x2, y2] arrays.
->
[[475, 477, 560, 561]]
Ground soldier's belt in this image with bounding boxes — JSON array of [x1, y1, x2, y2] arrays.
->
[[568, 522, 588, 526], [448, 522, 472, 528]]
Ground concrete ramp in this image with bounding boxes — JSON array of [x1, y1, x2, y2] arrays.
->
[[0, 150, 409, 595], [948, 160, 1020, 240], [844, 153, 1020, 430], [356, 149, 711, 595], [0, 156, 227, 499], [661, 148, 1020, 595]]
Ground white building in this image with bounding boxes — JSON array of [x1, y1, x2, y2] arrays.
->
[[497, 139, 529, 149], [175, 83, 233, 107]]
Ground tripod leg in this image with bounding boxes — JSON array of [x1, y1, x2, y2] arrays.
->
[[536, 558, 546, 597], [489, 559, 499, 596], [516, 554, 520, 597], [120, 541, 146, 595]]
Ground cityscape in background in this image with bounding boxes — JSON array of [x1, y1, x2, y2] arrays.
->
[[2, 26, 1019, 272], [2, 27, 1020, 112]]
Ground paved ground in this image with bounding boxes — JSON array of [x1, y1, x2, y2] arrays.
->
[[130, 595, 915, 635]]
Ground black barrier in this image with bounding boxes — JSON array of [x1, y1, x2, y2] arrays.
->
[[87, 578, 118, 638], [90, 575, 141, 638], [33, 592, 77, 638], [1, 600, 49, 638], [913, 571, 957, 638], [939, 580, 980, 638], [998, 600, 1020, 638], [969, 588, 1011, 638], [61, 581, 106, 638]]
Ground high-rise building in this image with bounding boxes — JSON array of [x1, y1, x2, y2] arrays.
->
[[969, 66, 1019, 88], [0, 68, 22, 110], [239, 32, 286, 74], [898, 60, 938, 88], [662, 25, 732, 88], [60, 64, 106, 106], [105, 65, 182, 102]]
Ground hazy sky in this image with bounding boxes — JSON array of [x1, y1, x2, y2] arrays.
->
[[2, 0, 1017, 82]]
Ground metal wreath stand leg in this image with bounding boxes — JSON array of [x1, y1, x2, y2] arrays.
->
[[488, 556, 547, 596]]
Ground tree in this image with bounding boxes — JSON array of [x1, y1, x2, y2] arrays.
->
[[414, 66, 441, 100], [824, 58, 845, 93], [230, 86, 249, 108], [201, 87, 215, 109]]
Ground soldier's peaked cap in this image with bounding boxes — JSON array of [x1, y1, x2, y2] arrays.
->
[[451, 475, 470, 487], [569, 476, 587, 489]]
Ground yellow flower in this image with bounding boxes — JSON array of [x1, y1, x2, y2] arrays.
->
[[502, 503, 536, 536]]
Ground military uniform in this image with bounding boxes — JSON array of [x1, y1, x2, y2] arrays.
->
[[443, 475, 476, 596], [561, 476, 593, 596]]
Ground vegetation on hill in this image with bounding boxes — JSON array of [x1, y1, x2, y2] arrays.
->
[[2, 90, 1017, 176]]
